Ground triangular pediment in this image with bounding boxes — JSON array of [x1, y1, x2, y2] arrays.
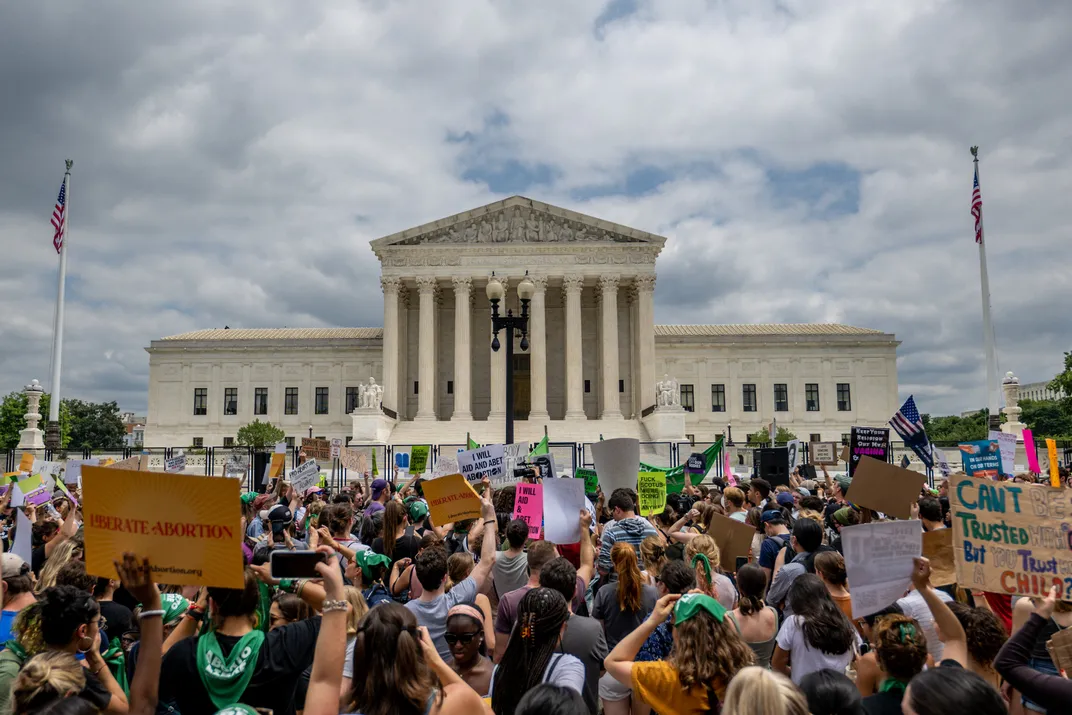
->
[[370, 196, 666, 250]]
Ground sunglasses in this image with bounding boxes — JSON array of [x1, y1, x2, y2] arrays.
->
[[443, 632, 480, 646]]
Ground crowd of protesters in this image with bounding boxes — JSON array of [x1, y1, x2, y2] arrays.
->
[[1, 454, 1071, 715]]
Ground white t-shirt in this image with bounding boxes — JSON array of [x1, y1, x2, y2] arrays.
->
[[897, 588, 954, 662], [776, 614, 861, 685], [729, 511, 748, 523]]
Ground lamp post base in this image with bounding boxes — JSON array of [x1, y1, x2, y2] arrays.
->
[[44, 421, 62, 451]]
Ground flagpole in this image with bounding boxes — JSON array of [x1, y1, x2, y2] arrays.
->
[[971, 147, 1000, 428], [45, 160, 72, 451]]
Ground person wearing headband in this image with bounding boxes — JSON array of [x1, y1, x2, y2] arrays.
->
[[446, 604, 493, 697]]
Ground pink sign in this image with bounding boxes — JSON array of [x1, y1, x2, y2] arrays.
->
[[724, 450, 736, 486], [513, 483, 543, 539], [1023, 429, 1040, 474]]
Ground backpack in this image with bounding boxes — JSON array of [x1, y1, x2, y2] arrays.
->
[[661, 529, 686, 562]]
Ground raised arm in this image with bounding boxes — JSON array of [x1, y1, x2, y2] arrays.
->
[[302, 547, 349, 715], [577, 510, 595, 588], [995, 586, 1072, 709], [911, 557, 967, 667], [45, 501, 80, 557], [605, 594, 680, 686], [116, 554, 162, 715], [469, 482, 498, 590]]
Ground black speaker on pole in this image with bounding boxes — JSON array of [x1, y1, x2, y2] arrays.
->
[[754, 448, 790, 488]]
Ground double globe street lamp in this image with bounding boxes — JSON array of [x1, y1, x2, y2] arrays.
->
[[486, 272, 535, 445]]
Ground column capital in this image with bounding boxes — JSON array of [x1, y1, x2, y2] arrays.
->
[[529, 275, 548, 292], [380, 276, 402, 294], [635, 274, 657, 293], [599, 274, 620, 292], [415, 276, 439, 294], [561, 274, 585, 297], [451, 276, 473, 293]]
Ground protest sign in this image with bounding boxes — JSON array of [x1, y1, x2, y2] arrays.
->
[[846, 457, 927, 520], [591, 438, 640, 494], [513, 483, 543, 539], [498, 442, 531, 485], [301, 438, 331, 462], [787, 441, 802, 471], [1023, 429, 1040, 474], [922, 528, 956, 587], [18, 454, 34, 472], [457, 444, 505, 484], [223, 452, 248, 478], [849, 427, 889, 478], [64, 458, 99, 485], [988, 431, 1017, 477], [543, 478, 585, 544], [933, 447, 952, 478], [958, 440, 1002, 479], [12, 509, 31, 564], [340, 448, 367, 473], [431, 454, 458, 479], [532, 453, 557, 481], [810, 442, 838, 466], [165, 454, 186, 473], [705, 512, 756, 571], [685, 453, 706, 473], [1047, 439, 1060, 488], [575, 468, 599, 495], [268, 452, 286, 481], [409, 445, 431, 475], [16, 474, 51, 507], [330, 438, 343, 460], [288, 460, 321, 494], [637, 472, 667, 514], [108, 454, 148, 471], [951, 474, 1072, 600], [421, 473, 483, 525], [81, 465, 243, 588], [842, 520, 921, 618]]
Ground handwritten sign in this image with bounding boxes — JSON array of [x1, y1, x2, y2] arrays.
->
[[409, 445, 431, 475], [513, 483, 543, 539], [952, 475, 1072, 600], [846, 457, 926, 520], [958, 440, 1002, 479], [637, 472, 667, 514], [849, 427, 888, 478], [498, 442, 531, 485], [922, 528, 956, 587], [842, 521, 922, 618], [457, 444, 505, 484], [223, 453, 248, 479], [1023, 429, 1041, 474], [988, 431, 1017, 476], [543, 478, 585, 544], [685, 453, 706, 473], [301, 438, 331, 462], [421, 473, 483, 525], [164, 455, 187, 473], [108, 454, 148, 471], [810, 442, 838, 466], [340, 448, 367, 473], [81, 465, 243, 588], [1047, 439, 1061, 488], [575, 468, 599, 494], [288, 460, 321, 494]]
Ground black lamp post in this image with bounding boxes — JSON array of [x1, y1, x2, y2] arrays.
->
[[487, 272, 535, 445]]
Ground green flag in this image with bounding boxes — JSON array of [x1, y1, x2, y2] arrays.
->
[[372, 448, 378, 476], [529, 434, 549, 457], [467, 434, 480, 451], [646, 438, 724, 493]]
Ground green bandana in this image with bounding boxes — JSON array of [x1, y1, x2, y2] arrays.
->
[[833, 507, 855, 526], [214, 706, 259, 715], [879, 678, 909, 695], [240, 492, 258, 506], [159, 593, 190, 626], [256, 581, 272, 633], [673, 593, 727, 624], [195, 629, 266, 710], [691, 554, 712, 583], [102, 637, 129, 696], [354, 550, 392, 582]]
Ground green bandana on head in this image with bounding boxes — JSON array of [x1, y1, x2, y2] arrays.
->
[[214, 705, 260, 715], [160, 593, 190, 626], [196, 629, 266, 709], [240, 492, 258, 506], [354, 550, 392, 582], [673, 593, 727, 625]]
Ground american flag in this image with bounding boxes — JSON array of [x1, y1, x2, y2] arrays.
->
[[51, 180, 66, 254], [890, 395, 933, 468], [971, 164, 983, 244]]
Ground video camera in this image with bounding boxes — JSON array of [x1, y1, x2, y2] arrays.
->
[[512, 455, 555, 482]]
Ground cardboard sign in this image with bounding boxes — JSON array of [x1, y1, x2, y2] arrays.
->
[[922, 528, 956, 587], [543, 478, 585, 544], [409, 445, 431, 475], [1023, 429, 1041, 474], [330, 438, 343, 460], [81, 465, 243, 588], [637, 472, 667, 514], [988, 431, 1017, 477], [849, 427, 889, 478], [810, 442, 839, 466], [421, 473, 483, 525], [575, 468, 599, 495], [846, 456, 927, 520], [951, 474, 1072, 600], [340, 448, 367, 473], [513, 483, 543, 539], [301, 438, 331, 462], [165, 455, 186, 473], [108, 454, 148, 471], [840, 445, 850, 463], [705, 512, 756, 571], [1047, 439, 1061, 488], [288, 460, 321, 494], [958, 440, 1002, 479], [685, 453, 706, 473], [786, 440, 802, 471], [842, 520, 922, 618], [18, 454, 34, 473], [457, 444, 505, 484], [591, 438, 640, 494]]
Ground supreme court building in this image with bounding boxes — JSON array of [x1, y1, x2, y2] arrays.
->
[[145, 196, 900, 449]]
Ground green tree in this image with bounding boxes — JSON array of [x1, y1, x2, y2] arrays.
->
[[1019, 399, 1072, 440], [922, 410, 988, 443], [1048, 350, 1072, 400], [0, 392, 71, 450], [236, 419, 285, 448], [66, 399, 126, 450], [746, 426, 798, 445]]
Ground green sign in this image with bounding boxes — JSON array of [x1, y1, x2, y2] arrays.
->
[[575, 468, 599, 494], [638, 471, 667, 514], [409, 445, 430, 474]]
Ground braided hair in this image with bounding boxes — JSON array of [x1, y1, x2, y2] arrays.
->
[[491, 587, 570, 715]]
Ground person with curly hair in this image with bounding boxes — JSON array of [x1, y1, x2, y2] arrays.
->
[[772, 574, 861, 685], [947, 602, 1006, 690], [859, 614, 928, 714], [606, 592, 755, 713], [684, 535, 737, 609]]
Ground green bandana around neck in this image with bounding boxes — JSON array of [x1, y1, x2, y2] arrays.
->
[[673, 593, 727, 625], [879, 678, 909, 695], [195, 629, 266, 709], [102, 637, 129, 696]]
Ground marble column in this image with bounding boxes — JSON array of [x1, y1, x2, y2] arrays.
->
[[451, 277, 473, 421], [563, 275, 586, 419], [600, 274, 622, 419], [380, 277, 401, 414], [635, 274, 657, 412], [489, 278, 508, 424], [415, 276, 438, 420], [528, 275, 549, 422]]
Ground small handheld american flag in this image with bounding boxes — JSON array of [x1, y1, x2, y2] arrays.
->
[[971, 164, 983, 244], [890, 395, 933, 468], [51, 180, 66, 254]]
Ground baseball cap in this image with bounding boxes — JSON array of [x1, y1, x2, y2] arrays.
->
[[304, 486, 323, 497], [370, 478, 388, 499], [1, 554, 29, 579], [761, 510, 785, 524], [796, 487, 811, 497], [775, 492, 795, 508], [408, 500, 429, 523], [834, 475, 852, 495], [258, 504, 293, 524]]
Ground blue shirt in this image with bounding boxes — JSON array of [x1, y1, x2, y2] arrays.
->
[[0, 611, 16, 647]]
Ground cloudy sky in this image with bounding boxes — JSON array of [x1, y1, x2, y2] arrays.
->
[[1, 0, 1069, 418]]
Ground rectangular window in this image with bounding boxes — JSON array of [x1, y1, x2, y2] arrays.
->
[[810, 433, 822, 443], [285, 387, 298, 415], [681, 384, 695, 412], [742, 384, 757, 412], [837, 383, 852, 411], [414, 381, 419, 394], [315, 387, 329, 415], [192, 437, 204, 448], [447, 381, 454, 395], [619, 379, 625, 393], [193, 388, 207, 416], [773, 383, 788, 412], [841, 433, 851, 446], [806, 384, 820, 411], [346, 387, 359, 414], [285, 436, 296, 449], [224, 388, 238, 416], [584, 379, 591, 393], [223, 437, 235, 448], [711, 384, 726, 412], [254, 388, 268, 415]]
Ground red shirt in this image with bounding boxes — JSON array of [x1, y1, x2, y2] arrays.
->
[[982, 591, 1013, 633]]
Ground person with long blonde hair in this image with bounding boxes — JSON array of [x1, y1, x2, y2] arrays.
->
[[639, 535, 666, 586], [721, 667, 809, 715], [685, 535, 738, 609]]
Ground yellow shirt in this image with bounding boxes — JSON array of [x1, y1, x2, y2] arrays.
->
[[631, 661, 726, 715]]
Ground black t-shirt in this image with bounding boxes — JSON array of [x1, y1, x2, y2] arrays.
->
[[99, 601, 134, 643], [31, 546, 46, 576], [862, 689, 902, 715], [80, 670, 113, 710], [371, 526, 420, 565], [160, 617, 321, 715]]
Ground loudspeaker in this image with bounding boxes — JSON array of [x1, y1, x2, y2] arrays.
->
[[754, 448, 790, 488]]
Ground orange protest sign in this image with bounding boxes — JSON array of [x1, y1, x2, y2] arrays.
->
[[81, 466, 243, 588], [269, 453, 286, 480], [1047, 439, 1060, 488], [18, 454, 34, 472], [420, 473, 482, 525]]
